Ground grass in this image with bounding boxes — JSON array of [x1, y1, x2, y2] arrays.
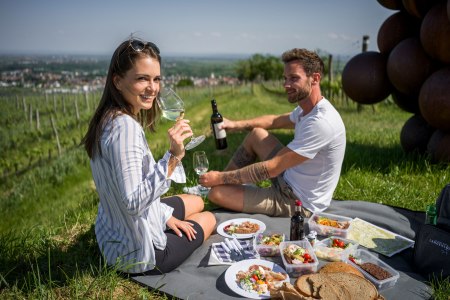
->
[[1, 84, 449, 299]]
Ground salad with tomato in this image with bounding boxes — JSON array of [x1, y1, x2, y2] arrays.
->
[[313, 237, 358, 262], [235, 264, 287, 295], [282, 244, 315, 264]]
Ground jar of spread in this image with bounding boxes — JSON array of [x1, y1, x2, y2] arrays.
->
[[306, 230, 317, 246]]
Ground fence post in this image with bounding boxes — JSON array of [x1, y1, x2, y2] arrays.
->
[[50, 115, 62, 156], [357, 35, 371, 113]]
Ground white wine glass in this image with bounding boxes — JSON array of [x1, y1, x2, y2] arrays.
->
[[193, 151, 209, 192], [158, 87, 205, 150]]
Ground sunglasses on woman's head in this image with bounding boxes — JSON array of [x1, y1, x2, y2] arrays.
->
[[128, 39, 160, 54]]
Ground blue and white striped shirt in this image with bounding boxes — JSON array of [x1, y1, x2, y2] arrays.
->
[[90, 114, 186, 273]]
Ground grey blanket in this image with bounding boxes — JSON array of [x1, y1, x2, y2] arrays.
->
[[131, 200, 432, 299]]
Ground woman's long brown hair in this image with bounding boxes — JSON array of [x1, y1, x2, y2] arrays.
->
[[82, 40, 161, 159]]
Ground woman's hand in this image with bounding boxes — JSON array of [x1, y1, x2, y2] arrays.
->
[[168, 119, 192, 159], [199, 171, 222, 187], [166, 216, 197, 241]]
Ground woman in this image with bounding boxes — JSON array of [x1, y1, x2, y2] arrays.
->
[[82, 38, 216, 274]]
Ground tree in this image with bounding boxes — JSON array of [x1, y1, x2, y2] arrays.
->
[[235, 54, 283, 82], [176, 78, 194, 87]]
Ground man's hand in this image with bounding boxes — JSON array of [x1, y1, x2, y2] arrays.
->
[[199, 170, 222, 187]]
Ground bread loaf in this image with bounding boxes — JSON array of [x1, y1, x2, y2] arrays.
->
[[327, 272, 379, 300], [318, 261, 364, 278], [294, 271, 381, 300]]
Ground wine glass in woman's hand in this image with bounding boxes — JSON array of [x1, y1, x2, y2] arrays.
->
[[193, 151, 209, 192], [158, 87, 205, 150]]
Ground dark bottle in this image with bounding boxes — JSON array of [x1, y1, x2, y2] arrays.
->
[[210, 99, 227, 150], [290, 200, 305, 241], [425, 204, 437, 225]]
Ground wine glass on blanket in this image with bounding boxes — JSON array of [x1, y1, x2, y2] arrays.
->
[[158, 87, 205, 150], [193, 151, 209, 192]]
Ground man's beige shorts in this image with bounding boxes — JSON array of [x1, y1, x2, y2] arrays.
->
[[242, 175, 312, 218]]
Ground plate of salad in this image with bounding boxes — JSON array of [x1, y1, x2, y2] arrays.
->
[[224, 259, 289, 299], [217, 218, 266, 239]]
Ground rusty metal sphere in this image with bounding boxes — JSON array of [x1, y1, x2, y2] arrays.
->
[[400, 114, 435, 154], [419, 68, 450, 132], [387, 37, 435, 96], [392, 90, 420, 113], [342, 51, 392, 105], [402, 0, 437, 19], [427, 130, 450, 163], [420, 2, 450, 64], [377, 12, 421, 55], [377, 0, 403, 10], [448, 0, 450, 22]]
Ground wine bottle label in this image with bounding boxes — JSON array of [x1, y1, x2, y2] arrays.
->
[[213, 122, 226, 138]]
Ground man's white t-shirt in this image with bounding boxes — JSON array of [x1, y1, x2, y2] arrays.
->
[[284, 98, 346, 212]]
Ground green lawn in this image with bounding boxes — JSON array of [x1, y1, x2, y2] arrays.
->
[[0, 84, 449, 299]]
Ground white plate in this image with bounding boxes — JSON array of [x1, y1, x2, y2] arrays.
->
[[225, 258, 289, 299], [217, 218, 266, 239]]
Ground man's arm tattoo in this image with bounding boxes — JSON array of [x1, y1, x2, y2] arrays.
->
[[222, 162, 270, 184], [231, 145, 256, 169]]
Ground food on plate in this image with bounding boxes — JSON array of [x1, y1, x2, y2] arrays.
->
[[318, 261, 364, 278], [282, 244, 315, 264], [315, 215, 350, 229], [294, 272, 383, 300], [224, 220, 260, 235], [235, 264, 287, 295]]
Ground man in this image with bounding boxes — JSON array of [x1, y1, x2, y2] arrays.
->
[[199, 48, 346, 217]]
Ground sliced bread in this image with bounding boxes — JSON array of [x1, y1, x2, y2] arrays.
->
[[327, 272, 379, 300], [296, 273, 349, 299]]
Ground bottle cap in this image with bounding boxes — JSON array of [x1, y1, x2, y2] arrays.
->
[[426, 204, 436, 214], [295, 200, 302, 206]]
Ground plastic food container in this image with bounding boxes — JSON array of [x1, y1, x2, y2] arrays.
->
[[253, 232, 285, 256], [343, 249, 399, 290], [279, 240, 319, 277], [307, 212, 353, 238], [313, 236, 359, 262]]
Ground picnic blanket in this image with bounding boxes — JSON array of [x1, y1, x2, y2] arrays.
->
[[131, 200, 432, 299]]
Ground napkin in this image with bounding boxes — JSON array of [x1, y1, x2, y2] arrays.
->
[[208, 239, 259, 265]]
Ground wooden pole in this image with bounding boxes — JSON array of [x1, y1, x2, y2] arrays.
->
[[328, 54, 333, 99], [29, 103, 33, 128], [75, 97, 80, 121], [36, 109, 40, 131], [50, 115, 62, 156], [23, 97, 27, 120], [357, 35, 371, 113]]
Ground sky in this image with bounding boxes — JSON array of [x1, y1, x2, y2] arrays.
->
[[0, 0, 395, 58]]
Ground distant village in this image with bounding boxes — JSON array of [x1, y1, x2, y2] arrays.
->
[[0, 55, 241, 94]]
